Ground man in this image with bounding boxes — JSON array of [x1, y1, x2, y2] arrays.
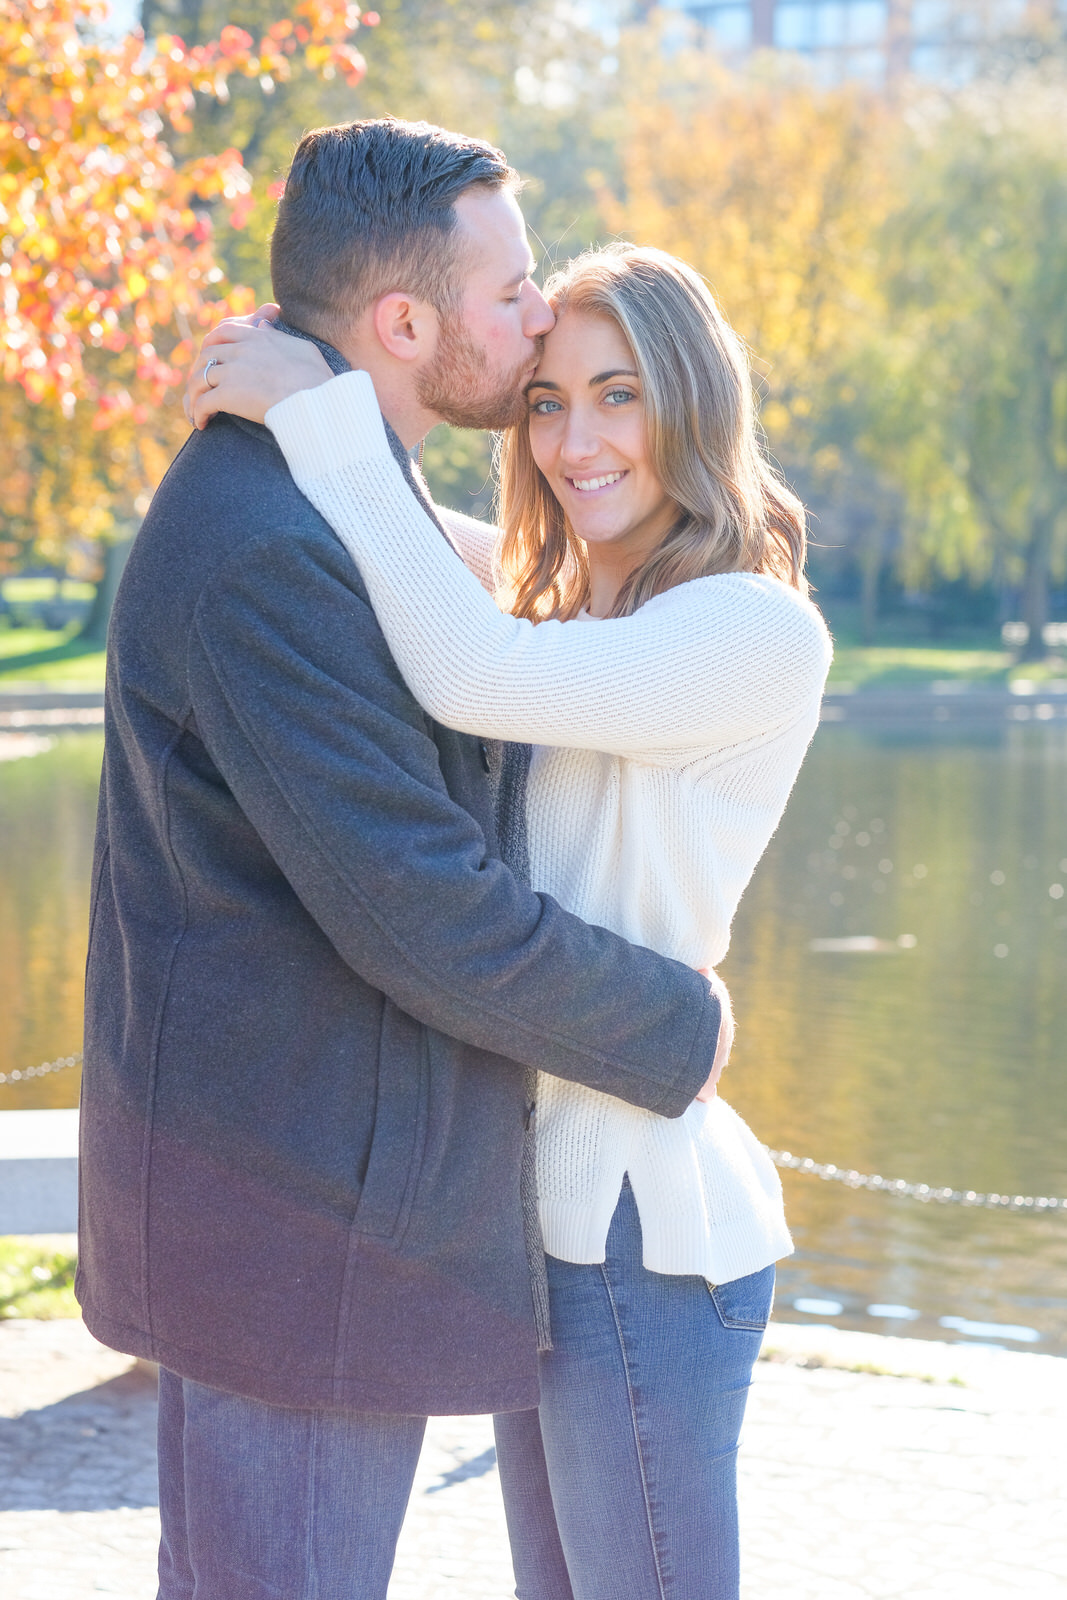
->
[[78, 117, 725, 1599]]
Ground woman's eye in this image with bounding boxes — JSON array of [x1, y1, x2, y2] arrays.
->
[[604, 387, 636, 406], [530, 397, 562, 415]]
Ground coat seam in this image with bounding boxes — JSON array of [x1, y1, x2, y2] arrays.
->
[[138, 720, 193, 1342]]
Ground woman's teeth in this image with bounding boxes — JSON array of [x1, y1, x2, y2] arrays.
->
[[570, 472, 624, 492]]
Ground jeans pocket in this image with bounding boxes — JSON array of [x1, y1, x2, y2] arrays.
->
[[707, 1263, 776, 1331]]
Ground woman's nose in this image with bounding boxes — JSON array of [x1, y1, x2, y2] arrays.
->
[[560, 411, 600, 464]]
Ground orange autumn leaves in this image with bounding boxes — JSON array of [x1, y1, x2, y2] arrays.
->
[[1, 0, 373, 422]]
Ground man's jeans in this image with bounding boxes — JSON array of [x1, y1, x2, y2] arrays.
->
[[494, 1181, 774, 1600], [156, 1366, 426, 1599]]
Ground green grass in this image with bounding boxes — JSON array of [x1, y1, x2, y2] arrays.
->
[[0, 1236, 79, 1320], [827, 645, 1067, 691], [820, 603, 1067, 690], [2, 578, 95, 604], [0, 627, 106, 688], [0, 621, 1064, 696]]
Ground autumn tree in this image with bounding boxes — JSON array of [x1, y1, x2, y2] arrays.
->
[[0, 0, 369, 585]]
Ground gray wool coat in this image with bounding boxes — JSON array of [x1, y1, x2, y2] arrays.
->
[[76, 356, 721, 1415]]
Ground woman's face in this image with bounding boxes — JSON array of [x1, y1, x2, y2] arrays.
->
[[525, 308, 679, 573]]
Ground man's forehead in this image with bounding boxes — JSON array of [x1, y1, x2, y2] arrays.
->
[[454, 185, 532, 275]]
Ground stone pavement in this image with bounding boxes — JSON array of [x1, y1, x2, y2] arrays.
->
[[0, 1316, 1064, 1599]]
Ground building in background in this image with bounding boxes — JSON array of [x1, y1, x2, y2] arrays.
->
[[656, 0, 1066, 82]]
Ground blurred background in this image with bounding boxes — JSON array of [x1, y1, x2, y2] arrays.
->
[[2, 1, 1065, 1346]]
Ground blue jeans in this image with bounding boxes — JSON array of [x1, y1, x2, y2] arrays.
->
[[156, 1368, 426, 1599], [494, 1181, 774, 1600]]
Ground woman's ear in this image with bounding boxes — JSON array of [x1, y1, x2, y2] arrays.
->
[[371, 292, 440, 365]]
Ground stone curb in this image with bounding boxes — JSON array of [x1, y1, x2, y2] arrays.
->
[[821, 685, 1067, 723], [5, 685, 1067, 728], [0, 690, 104, 733]]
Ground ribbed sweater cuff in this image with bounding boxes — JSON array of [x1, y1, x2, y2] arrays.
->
[[266, 370, 392, 480]]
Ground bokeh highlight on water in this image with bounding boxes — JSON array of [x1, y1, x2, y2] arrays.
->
[[2, 724, 1065, 1354]]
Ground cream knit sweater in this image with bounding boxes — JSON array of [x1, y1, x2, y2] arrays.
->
[[267, 372, 832, 1284]]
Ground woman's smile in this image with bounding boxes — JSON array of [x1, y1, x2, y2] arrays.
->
[[567, 470, 628, 493]]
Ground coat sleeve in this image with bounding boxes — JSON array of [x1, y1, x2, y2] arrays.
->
[[186, 524, 719, 1117], [267, 372, 833, 760]]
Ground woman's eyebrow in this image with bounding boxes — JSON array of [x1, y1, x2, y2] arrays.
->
[[525, 368, 640, 397]]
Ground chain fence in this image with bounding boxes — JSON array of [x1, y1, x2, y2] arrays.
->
[[0, 1051, 82, 1086], [767, 1148, 1066, 1211], [3, 1053, 1065, 1213]]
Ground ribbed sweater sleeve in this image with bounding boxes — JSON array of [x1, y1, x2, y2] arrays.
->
[[437, 506, 499, 593], [267, 372, 832, 758]]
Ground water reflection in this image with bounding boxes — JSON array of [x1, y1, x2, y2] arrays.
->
[[0, 734, 100, 1113], [721, 722, 1067, 1355], [1, 723, 1065, 1352]]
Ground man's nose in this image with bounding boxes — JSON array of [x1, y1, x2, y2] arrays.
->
[[522, 281, 555, 340]]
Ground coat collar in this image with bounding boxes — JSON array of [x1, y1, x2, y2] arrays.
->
[[274, 321, 446, 538]]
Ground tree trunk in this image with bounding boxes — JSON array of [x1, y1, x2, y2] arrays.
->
[[79, 537, 134, 646], [859, 521, 884, 646], [1017, 512, 1054, 662]]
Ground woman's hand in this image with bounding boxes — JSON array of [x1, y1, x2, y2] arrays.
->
[[695, 967, 734, 1103], [184, 305, 333, 430]]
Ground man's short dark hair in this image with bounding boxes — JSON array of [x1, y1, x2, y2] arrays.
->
[[270, 117, 518, 340]]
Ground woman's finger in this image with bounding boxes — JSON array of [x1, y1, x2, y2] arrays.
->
[[187, 327, 333, 429], [185, 303, 283, 415], [190, 370, 233, 429], [185, 349, 227, 424], [188, 352, 260, 429], [200, 318, 274, 352], [185, 322, 259, 418], [185, 324, 285, 424]]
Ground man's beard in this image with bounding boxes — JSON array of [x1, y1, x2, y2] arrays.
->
[[416, 314, 534, 431]]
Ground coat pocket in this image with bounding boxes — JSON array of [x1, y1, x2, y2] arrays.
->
[[351, 1003, 431, 1242], [707, 1263, 776, 1331]]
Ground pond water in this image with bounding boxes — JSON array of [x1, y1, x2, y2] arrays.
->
[[2, 723, 1065, 1355]]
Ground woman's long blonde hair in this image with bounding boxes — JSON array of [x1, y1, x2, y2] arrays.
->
[[496, 243, 807, 621]]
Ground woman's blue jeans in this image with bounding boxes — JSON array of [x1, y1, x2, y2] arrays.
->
[[494, 1181, 774, 1600]]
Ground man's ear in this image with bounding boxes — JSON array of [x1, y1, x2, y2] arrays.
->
[[371, 292, 439, 364]]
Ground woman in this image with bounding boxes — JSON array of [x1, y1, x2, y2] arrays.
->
[[188, 243, 831, 1599]]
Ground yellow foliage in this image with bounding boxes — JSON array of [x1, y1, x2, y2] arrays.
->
[[601, 76, 893, 445], [0, 374, 188, 573], [1, 0, 370, 417], [0, 0, 370, 571]]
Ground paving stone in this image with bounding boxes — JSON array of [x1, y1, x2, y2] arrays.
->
[[0, 1317, 1064, 1598]]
